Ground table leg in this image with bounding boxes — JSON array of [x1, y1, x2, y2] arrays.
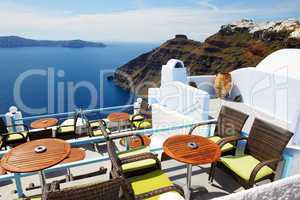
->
[[186, 164, 192, 200], [38, 171, 46, 189]]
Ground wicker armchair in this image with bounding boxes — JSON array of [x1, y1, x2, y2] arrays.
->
[[189, 106, 249, 155], [209, 118, 294, 189], [107, 132, 160, 178], [88, 119, 111, 137], [0, 117, 28, 149], [131, 100, 152, 130], [42, 178, 126, 200], [107, 139, 185, 200]]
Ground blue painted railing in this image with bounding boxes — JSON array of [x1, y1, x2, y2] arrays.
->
[[0, 111, 216, 198]]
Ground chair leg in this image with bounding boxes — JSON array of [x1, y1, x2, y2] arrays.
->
[[209, 162, 216, 184]]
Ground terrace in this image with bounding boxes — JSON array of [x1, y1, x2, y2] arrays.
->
[[0, 49, 300, 200]]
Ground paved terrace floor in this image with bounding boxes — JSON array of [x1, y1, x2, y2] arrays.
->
[[0, 98, 283, 200]]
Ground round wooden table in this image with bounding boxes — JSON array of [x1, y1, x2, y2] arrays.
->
[[163, 135, 221, 200], [31, 118, 58, 129], [60, 148, 85, 164], [120, 135, 151, 149], [1, 138, 71, 191], [108, 112, 130, 133]]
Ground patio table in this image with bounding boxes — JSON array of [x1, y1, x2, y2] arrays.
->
[[119, 135, 151, 149], [1, 138, 71, 192], [163, 135, 221, 200], [107, 112, 130, 132], [30, 118, 58, 129]]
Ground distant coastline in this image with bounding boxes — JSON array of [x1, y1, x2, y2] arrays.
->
[[0, 36, 106, 48]]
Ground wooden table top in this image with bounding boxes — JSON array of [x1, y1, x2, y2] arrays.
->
[[107, 112, 130, 122], [31, 118, 59, 129], [60, 148, 86, 164], [0, 167, 5, 175], [1, 139, 71, 173], [120, 135, 151, 149], [163, 135, 221, 165]]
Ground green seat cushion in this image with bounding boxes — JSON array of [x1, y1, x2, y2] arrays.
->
[[221, 155, 274, 182], [122, 159, 157, 173], [90, 121, 100, 128], [118, 147, 156, 173], [7, 132, 27, 142], [57, 126, 74, 133], [92, 129, 103, 136], [130, 170, 181, 200], [208, 136, 235, 152], [118, 147, 149, 158], [132, 121, 152, 129]]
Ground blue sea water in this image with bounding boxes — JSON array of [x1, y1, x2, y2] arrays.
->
[[0, 43, 158, 117]]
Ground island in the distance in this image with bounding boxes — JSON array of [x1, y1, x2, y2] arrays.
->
[[0, 36, 106, 48]]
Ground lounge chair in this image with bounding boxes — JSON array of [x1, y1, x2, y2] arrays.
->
[[0, 117, 28, 149], [107, 139, 185, 200], [209, 118, 293, 188], [189, 106, 249, 155]]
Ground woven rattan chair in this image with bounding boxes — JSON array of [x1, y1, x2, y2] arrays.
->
[[189, 106, 249, 155], [209, 118, 294, 188], [131, 100, 152, 130], [88, 119, 111, 137], [107, 139, 185, 200], [0, 117, 28, 149], [42, 177, 127, 200], [107, 132, 160, 178]]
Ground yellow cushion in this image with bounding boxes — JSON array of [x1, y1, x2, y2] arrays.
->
[[57, 126, 74, 133], [90, 121, 100, 128], [118, 147, 150, 158], [130, 170, 181, 200], [208, 136, 235, 152], [7, 132, 27, 141], [92, 129, 103, 136], [132, 121, 152, 129], [122, 159, 157, 173], [118, 147, 156, 173], [221, 155, 274, 181]]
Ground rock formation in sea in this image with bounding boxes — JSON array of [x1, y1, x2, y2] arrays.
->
[[114, 19, 300, 95]]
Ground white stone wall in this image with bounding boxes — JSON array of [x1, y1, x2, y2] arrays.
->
[[213, 175, 300, 200]]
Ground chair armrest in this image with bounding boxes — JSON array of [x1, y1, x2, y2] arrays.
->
[[131, 114, 145, 122], [120, 152, 159, 165], [188, 120, 217, 135], [217, 136, 248, 148], [135, 184, 184, 200], [249, 157, 282, 185]]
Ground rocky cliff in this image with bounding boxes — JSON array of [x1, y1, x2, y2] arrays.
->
[[114, 19, 300, 95]]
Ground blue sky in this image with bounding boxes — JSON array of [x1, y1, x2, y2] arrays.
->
[[0, 0, 299, 42]]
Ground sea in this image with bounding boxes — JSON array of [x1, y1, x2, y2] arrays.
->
[[0, 43, 158, 117]]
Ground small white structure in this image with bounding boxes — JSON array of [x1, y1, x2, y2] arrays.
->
[[148, 59, 210, 149], [161, 59, 187, 85]]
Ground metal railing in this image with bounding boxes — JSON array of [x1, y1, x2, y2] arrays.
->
[[0, 103, 216, 198]]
